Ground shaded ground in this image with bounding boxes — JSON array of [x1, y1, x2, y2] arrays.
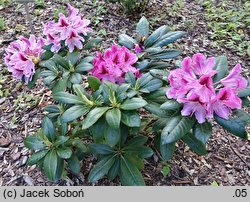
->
[[0, 0, 249, 186]]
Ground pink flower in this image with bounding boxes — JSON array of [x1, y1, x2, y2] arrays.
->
[[90, 45, 139, 84], [65, 30, 84, 53], [193, 75, 215, 103], [167, 53, 247, 123], [43, 4, 92, 52], [166, 57, 198, 100], [192, 53, 217, 76], [209, 88, 242, 119], [179, 93, 207, 124], [220, 64, 248, 90], [4, 35, 44, 83]]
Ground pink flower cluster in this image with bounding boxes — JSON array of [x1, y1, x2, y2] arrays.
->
[[4, 35, 44, 83], [90, 45, 140, 84], [167, 53, 248, 123], [43, 4, 92, 53]]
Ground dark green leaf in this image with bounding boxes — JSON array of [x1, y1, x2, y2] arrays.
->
[[27, 150, 49, 166], [120, 98, 147, 110], [121, 111, 141, 127], [160, 142, 175, 161], [75, 62, 93, 72], [66, 51, 80, 66], [52, 54, 70, 70], [56, 147, 72, 159], [61, 105, 90, 123], [67, 154, 81, 174], [89, 118, 107, 143], [88, 155, 116, 183], [124, 146, 153, 158], [118, 34, 137, 49], [87, 76, 101, 91], [182, 133, 207, 156], [124, 154, 144, 170], [144, 102, 173, 118], [69, 73, 82, 84], [52, 77, 68, 93], [125, 72, 136, 86], [213, 56, 228, 82], [89, 144, 114, 155], [105, 108, 121, 129], [126, 136, 148, 147], [55, 136, 69, 146], [43, 150, 64, 182], [104, 126, 121, 147], [107, 157, 120, 181], [147, 50, 182, 60], [140, 78, 163, 92], [214, 112, 249, 139], [119, 156, 145, 186], [144, 25, 169, 48], [161, 116, 196, 144], [152, 31, 185, 47], [54, 92, 83, 104], [42, 117, 55, 141], [136, 16, 149, 38], [160, 100, 180, 111], [194, 122, 212, 144], [40, 50, 54, 60], [82, 107, 110, 129]]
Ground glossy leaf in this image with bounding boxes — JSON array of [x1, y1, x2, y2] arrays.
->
[[214, 111, 250, 139], [213, 56, 228, 82], [118, 34, 137, 49], [119, 156, 145, 186], [182, 133, 207, 156], [121, 111, 141, 127], [27, 149, 49, 166], [42, 117, 55, 141], [56, 147, 72, 159], [105, 108, 121, 129], [107, 157, 120, 181], [43, 150, 64, 182], [104, 126, 121, 147], [54, 92, 83, 104], [82, 107, 110, 129], [67, 154, 81, 174], [152, 31, 185, 47], [144, 25, 169, 48], [120, 98, 147, 110], [89, 144, 114, 155], [194, 122, 212, 144], [161, 116, 195, 144], [136, 16, 149, 38], [75, 62, 93, 72], [87, 76, 101, 91], [88, 155, 116, 183], [160, 100, 180, 111], [24, 136, 45, 150], [61, 105, 90, 123], [52, 54, 70, 70]]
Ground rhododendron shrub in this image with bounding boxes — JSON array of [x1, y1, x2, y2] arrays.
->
[[4, 5, 250, 186]]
